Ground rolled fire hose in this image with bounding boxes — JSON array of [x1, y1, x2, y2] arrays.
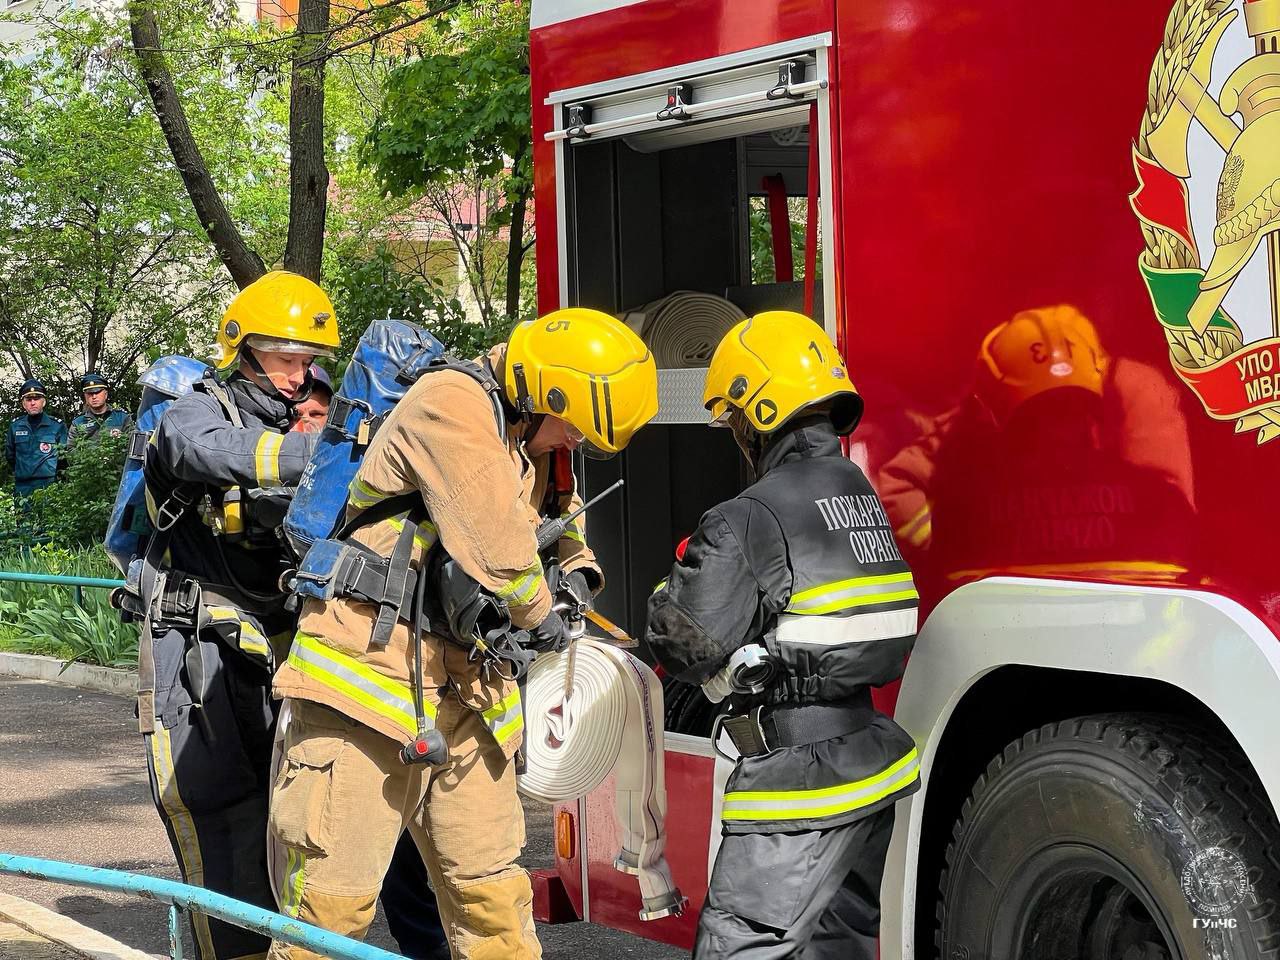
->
[[627, 291, 745, 369], [519, 639, 687, 921]]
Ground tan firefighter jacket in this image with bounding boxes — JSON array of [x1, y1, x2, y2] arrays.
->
[[273, 345, 602, 758]]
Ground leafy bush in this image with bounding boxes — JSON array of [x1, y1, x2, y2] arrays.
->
[[328, 246, 510, 365], [0, 545, 137, 668], [0, 431, 129, 550]]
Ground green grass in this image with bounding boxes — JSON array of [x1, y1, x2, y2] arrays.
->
[[0, 545, 138, 668]]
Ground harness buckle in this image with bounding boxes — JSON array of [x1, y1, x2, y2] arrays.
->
[[716, 705, 772, 758]]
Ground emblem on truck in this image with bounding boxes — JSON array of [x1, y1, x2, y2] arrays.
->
[[1133, 0, 1280, 442]]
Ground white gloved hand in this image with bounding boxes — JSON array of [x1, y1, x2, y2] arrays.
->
[[700, 661, 735, 704]]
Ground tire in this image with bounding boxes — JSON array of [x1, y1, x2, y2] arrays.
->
[[935, 713, 1280, 960]]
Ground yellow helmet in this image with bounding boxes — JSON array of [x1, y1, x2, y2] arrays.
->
[[214, 271, 340, 370], [704, 311, 862, 435], [504, 308, 658, 456]]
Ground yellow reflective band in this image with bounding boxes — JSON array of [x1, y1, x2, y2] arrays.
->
[[348, 477, 383, 509], [238, 622, 270, 657], [496, 563, 544, 605], [652, 580, 668, 595], [787, 572, 919, 616], [254, 431, 284, 486], [559, 515, 585, 544], [482, 689, 524, 745], [793, 589, 920, 617], [280, 846, 306, 918], [387, 517, 439, 552], [287, 634, 434, 737], [206, 606, 238, 621], [789, 571, 915, 606], [721, 748, 920, 822], [149, 729, 215, 956]]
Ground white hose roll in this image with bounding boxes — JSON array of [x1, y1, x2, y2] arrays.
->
[[519, 639, 687, 921], [636, 291, 745, 369]]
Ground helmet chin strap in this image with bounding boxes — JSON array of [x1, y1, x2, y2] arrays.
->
[[240, 347, 312, 409]]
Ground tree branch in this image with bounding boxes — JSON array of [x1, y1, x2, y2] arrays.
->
[[283, 0, 330, 281], [127, 0, 265, 290]]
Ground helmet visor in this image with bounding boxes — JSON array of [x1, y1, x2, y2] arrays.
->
[[243, 334, 335, 360]]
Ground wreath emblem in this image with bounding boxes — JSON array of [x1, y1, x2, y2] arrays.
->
[[1132, 0, 1280, 443]]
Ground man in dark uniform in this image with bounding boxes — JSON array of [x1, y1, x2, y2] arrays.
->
[[6, 379, 67, 496], [647, 311, 921, 960], [69, 372, 133, 450], [138, 271, 446, 960]]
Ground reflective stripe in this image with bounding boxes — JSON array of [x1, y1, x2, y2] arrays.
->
[[279, 846, 306, 918], [786, 572, 919, 616], [387, 517, 438, 552], [206, 606, 270, 657], [496, 562, 544, 606], [560, 515, 585, 544], [287, 633, 432, 737], [254, 431, 284, 486], [482, 688, 524, 745], [652, 579, 668, 595], [721, 748, 921, 822], [775, 609, 917, 647], [348, 477, 383, 510], [148, 728, 215, 956]]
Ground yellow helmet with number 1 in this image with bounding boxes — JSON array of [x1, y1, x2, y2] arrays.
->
[[704, 311, 863, 435], [504, 308, 659, 456], [213, 271, 341, 370]]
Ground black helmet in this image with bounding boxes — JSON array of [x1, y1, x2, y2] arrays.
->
[[19, 379, 45, 400], [80, 372, 109, 393]]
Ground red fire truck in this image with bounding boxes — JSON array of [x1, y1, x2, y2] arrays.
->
[[527, 0, 1280, 955]]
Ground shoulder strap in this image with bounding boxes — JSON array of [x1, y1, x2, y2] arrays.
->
[[196, 372, 245, 429]]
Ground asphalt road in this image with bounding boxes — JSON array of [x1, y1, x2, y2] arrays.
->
[[0, 678, 685, 959]]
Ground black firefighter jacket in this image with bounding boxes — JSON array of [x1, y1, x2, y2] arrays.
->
[[647, 417, 921, 833], [145, 373, 314, 629]]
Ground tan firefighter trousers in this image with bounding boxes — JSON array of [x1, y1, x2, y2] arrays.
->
[[265, 695, 540, 960]]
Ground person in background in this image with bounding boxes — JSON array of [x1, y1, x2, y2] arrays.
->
[[69, 372, 133, 450], [289, 364, 332, 434], [6, 379, 67, 496]]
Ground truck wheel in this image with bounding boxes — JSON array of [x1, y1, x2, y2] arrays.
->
[[935, 713, 1280, 960]]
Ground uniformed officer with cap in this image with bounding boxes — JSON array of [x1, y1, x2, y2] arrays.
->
[[647, 311, 921, 959], [69, 372, 133, 450], [6, 379, 67, 496]]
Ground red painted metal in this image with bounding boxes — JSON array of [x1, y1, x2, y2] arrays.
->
[[532, 0, 1280, 946]]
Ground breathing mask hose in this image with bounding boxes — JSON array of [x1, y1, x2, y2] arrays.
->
[[401, 564, 447, 766]]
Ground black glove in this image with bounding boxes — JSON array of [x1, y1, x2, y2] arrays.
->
[[558, 569, 595, 615], [530, 609, 571, 654]]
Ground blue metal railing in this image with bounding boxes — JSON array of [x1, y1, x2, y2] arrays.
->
[[0, 570, 125, 609], [0, 855, 409, 960]]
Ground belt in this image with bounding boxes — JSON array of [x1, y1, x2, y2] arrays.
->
[[718, 695, 874, 758]]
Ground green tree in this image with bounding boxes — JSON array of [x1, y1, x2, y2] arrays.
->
[[128, 0, 464, 290], [0, 15, 241, 402], [363, 0, 532, 323]]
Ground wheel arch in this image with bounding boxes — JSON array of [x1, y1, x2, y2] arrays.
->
[[878, 577, 1280, 959]]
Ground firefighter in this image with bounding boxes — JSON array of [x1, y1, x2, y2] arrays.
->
[[6, 379, 67, 496], [647, 311, 921, 959], [289, 364, 332, 433], [139, 271, 446, 960], [266, 308, 659, 960], [69, 372, 133, 449]]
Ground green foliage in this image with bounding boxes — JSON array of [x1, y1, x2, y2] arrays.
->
[[0, 545, 137, 668], [6, 432, 131, 549], [330, 246, 510, 362], [0, 12, 242, 405], [748, 195, 820, 286], [364, 2, 532, 203]]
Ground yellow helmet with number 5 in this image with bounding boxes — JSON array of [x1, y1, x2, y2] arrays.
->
[[504, 308, 658, 456], [213, 271, 341, 370], [704, 311, 863, 435]]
